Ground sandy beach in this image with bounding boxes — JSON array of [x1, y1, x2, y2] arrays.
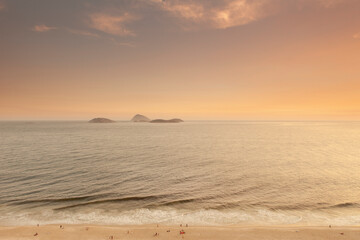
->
[[0, 224, 359, 240]]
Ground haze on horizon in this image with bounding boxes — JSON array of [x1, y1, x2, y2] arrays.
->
[[1, 0, 360, 121]]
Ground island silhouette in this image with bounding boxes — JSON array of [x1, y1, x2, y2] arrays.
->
[[131, 114, 183, 123], [131, 114, 151, 122], [88, 115, 184, 123], [150, 118, 183, 123], [89, 118, 116, 123]]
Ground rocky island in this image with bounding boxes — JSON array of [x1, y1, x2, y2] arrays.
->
[[150, 118, 184, 123], [130, 114, 183, 123], [89, 118, 116, 123], [131, 114, 151, 122]]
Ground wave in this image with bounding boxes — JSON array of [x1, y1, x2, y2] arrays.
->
[[53, 195, 167, 211], [321, 202, 360, 209], [7, 194, 114, 206], [2, 207, 360, 226]]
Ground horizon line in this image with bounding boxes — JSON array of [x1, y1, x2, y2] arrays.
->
[[1, 119, 360, 122]]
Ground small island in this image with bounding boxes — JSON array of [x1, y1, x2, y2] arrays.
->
[[89, 118, 116, 123], [130, 114, 183, 123], [150, 118, 184, 123], [131, 114, 151, 122]]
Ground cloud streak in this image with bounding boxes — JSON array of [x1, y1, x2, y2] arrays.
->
[[151, 0, 274, 29], [156, 1, 204, 21], [353, 33, 360, 39], [32, 24, 57, 32], [29, 0, 353, 44], [66, 27, 135, 47], [89, 12, 138, 36], [212, 0, 268, 29], [151, 0, 350, 29]]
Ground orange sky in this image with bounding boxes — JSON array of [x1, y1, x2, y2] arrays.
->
[[0, 0, 360, 120]]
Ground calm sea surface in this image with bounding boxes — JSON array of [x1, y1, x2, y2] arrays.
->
[[1, 121, 360, 226]]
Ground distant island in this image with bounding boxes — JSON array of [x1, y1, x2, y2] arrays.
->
[[89, 118, 116, 123], [131, 114, 151, 122], [150, 118, 184, 123], [88, 116, 183, 123], [131, 114, 183, 123]]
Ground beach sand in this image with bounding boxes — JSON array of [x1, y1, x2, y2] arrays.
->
[[0, 224, 359, 240]]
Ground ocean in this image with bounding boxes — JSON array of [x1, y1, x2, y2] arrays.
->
[[1, 121, 360, 226]]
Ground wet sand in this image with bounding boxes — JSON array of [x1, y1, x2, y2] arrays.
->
[[0, 224, 359, 240]]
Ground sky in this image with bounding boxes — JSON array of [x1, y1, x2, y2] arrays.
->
[[0, 0, 360, 120]]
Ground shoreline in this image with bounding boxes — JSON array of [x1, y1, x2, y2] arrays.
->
[[1, 224, 359, 240]]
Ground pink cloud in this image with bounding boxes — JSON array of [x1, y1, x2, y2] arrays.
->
[[157, 1, 204, 21], [89, 12, 137, 36], [211, 0, 267, 29], [151, 0, 269, 29], [32, 24, 57, 32], [152, 0, 351, 30]]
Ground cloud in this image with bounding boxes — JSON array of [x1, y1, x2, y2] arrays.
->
[[151, 0, 352, 30], [89, 12, 137, 36], [67, 28, 135, 47], [353, 33, 360, 39], [211, 0, 268, 29], [151, 0, 272, 29], [156, 1, 204, 21], [32, 24, 57, 32]]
